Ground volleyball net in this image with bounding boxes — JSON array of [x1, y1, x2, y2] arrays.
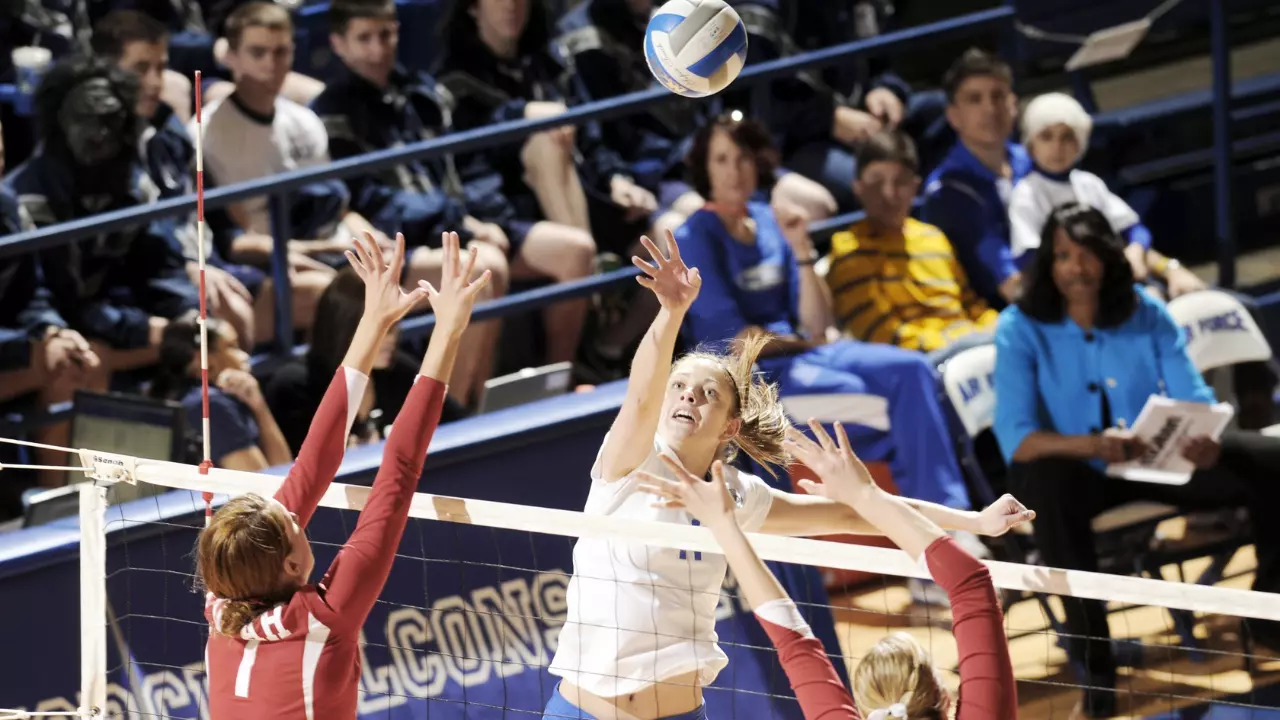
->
[[4, 446, 1280, 719]]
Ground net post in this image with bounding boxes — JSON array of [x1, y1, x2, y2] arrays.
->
[[194, 70, 214, 524], [78, 483, 107, 718]]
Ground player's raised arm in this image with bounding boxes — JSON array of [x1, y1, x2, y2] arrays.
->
[[637, 456, 858, 719], [274, 232, 428, 527], [788, 421, 1023, 719], [597, 233, 703, 482], [320, 232, 489, 629]]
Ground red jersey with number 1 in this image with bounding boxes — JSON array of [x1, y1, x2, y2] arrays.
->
[[203, 368, 445, 720]]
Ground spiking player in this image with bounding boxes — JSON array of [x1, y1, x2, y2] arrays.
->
[[196, 231, 489, 720], [544, 232, 1033, 719]]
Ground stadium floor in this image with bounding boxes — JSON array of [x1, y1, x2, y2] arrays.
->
[[830, 517, 1280, 719]]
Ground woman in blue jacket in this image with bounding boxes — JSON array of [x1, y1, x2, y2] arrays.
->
[[674, 114, 973, 517], [992, 203, 1280, 718]]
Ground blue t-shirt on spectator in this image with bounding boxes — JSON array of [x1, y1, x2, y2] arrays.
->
[[922, 141, 1032, 306], [674, 202, 800, 347], [992, 285, 1216, 467], [180, 386, 260, 464]]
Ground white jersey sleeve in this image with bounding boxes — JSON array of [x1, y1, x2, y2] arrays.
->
[[729, 467, 774, 532]]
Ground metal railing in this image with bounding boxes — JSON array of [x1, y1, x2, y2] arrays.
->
[[0, 6, 1016, 355]]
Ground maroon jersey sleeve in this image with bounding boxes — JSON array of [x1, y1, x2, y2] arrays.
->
[[273, 367, 366, 528], [925, 536, 1018, 719], [756, 604, 860, 720], [317, 375, 445, 632]]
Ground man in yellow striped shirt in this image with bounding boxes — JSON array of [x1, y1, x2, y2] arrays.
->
[[827, 131, 997, 353]]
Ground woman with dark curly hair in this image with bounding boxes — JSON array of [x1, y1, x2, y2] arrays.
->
[[993, 203, 1280, 718]]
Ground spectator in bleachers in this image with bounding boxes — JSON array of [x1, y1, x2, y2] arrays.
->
[[93, 9, 330, 349], [827, 130, 996, 352], [201, 0, 327, 109], [554, 0, 833, 232], [0, 136, 101, 489], [675, 114, 975, 525], [264, 265, 467, 454], [731, 0, 952, 214], [992, 203, 1280, 718], [148, 311, 292, 470], [437, 0, 596, 236], [1010, 91, 1206, 301], [4, 55, 199, 383], [193, 1, 367, 277], [314, 0, 595, 389], [921, 48, 1029, 309]]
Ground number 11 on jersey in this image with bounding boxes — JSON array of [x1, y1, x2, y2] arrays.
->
[[679, 518, 702, 561]]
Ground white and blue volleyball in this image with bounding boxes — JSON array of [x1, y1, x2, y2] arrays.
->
[[644, 0, 748, 98]]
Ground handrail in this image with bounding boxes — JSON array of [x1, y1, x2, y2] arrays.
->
[[396, 209, 867, 339], [0, 6, 1013, 258]]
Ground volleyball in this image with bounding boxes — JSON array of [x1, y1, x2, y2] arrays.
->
[[644, 0, 748, 98]]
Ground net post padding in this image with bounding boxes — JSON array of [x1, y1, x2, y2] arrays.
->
[[76, 449, 1280, 625], [78, 483, 107, 718]]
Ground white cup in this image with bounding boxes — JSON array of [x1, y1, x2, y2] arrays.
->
[[12, 47, 53, 97]]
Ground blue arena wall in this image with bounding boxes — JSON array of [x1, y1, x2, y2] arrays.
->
[[0, 382, 843, 719]]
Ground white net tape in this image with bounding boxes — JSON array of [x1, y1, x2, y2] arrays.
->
[[4, 446, 1280, 718]]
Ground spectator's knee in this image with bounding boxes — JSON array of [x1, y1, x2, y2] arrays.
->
[[671, 191, 704, 218], [773, 172, 838, 220], [522, 131, 573, 169], [559, 227, 597, 279]]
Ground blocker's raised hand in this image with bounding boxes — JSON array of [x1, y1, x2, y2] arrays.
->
[[346, 231, 427, 328]]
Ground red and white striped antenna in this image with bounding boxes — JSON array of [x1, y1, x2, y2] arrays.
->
[[194, 71, 214, 526]]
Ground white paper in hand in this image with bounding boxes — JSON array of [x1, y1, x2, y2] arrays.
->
[[1105, 396, 1234, 485]]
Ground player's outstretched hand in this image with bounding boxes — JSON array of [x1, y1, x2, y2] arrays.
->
[[633, 231, 700, 312], [637, 454, 736, 530], [421, 231, 491, 337], [976, 493, 1036, 537], [346, 231, 428, 329], [786, 420, 879, 509]]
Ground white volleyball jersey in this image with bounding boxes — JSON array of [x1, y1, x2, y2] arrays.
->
[[1008, 168, 1141, 259], [547, 434, 774, 697]]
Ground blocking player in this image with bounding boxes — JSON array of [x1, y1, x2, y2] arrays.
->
[[196, 230, 489, 719]]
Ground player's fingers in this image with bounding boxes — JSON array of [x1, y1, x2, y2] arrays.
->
[[631, 255, 660, 276], [462, 243, 479, 284], [663, 229, 680, 263], [366, 231, 388, 271], [468, 269, 493, 296], [344, 250, 368, 279], [417, 279, 439, 298], [796, 479, 827, 497], [833, 421, 853, 456], [807, 418, 837, 452], [389, 232, 406, 280], [687, 267, 701, 288], [441, 232, 454, 276], [638, 235, 667, 266], [783, 426, 820, 457], [636, 276, 656, 290]]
